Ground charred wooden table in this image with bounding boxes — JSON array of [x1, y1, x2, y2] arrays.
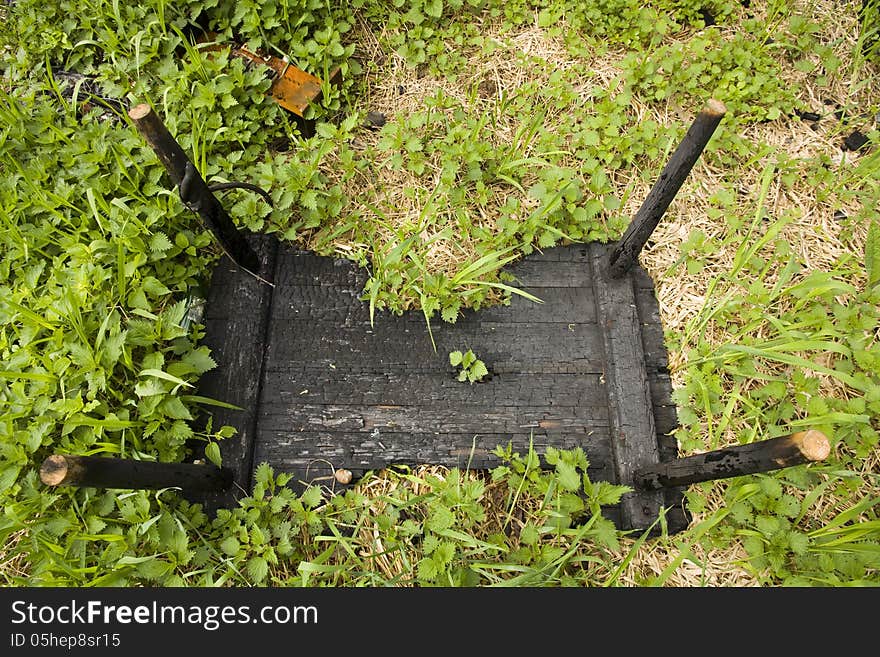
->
[[193, 235, 689, 533], [41, 99, 833, 536]]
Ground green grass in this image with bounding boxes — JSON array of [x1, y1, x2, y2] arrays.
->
[[0, 0, 878, 586]]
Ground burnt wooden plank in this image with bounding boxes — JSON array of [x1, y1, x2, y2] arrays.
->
[[273, 249, 369, 288], [187, 233, 277, 511], [505, 259, 593, 288], [264, 321, 606, 372], [520, 246, 591, 262], [197, 238, 684, 533], [254, 430, 616, 483], [635, 286, 670, 370], [273, 286, 596, 324], [260, 403, 610, 435], [633, 263, 690, 532], [261, 371, 607, 408], [590, 242, 664, 531], [651, 401, 679, 438], [464, 288, 596, 323]]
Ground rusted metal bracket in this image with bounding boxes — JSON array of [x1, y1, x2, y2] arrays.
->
[[199, 35, 341, 125]]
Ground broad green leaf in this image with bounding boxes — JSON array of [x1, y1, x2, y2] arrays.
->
[[150, 232, 173, 253], [181, 348, 217, 375], [469, 360, 488, 381], [427, 505, 455, 532], [556, 461, 581, 492], [136, 558, 172, 581], [205, 442, 222, 467], [220, 536, 241, 557]]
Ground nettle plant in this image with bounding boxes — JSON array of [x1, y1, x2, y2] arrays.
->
[[2, 0, 877, 588], [449, 349, 489, 383]]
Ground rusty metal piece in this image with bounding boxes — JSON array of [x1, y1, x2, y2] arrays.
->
[[199, 35, 340, 117], [231, 44, 324, 116]]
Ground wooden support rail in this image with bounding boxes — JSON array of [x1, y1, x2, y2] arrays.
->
[[40, 454, 233, 493], [608, 99, 727, 278], [128, 103, 262, 276], [634, 429, 830, 490]]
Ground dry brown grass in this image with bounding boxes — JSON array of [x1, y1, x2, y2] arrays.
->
[[0, 529, 29, 584]]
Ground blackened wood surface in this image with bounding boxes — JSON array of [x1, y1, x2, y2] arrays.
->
[[198, 240, 687, 532], [635, 429, 830, 490], [608, 99, 726, 278], [186, 233, 277, 511], [590, 243, 666, 531], [40, 454, 232, 492]]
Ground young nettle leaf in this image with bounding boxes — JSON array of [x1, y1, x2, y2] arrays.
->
[[181, 347, 217, 375], [217, 425, 237, 439], [866, 220, 880, 289], [520, 522, 540, 546], [136, 558, 173, 581], [300, 189, 319, 211], [555, 460, 581, 492], [588, 481, 632, 506], [468, 360, 488, 382], [149, 232, 173, 254], [427, 505, 455, 532], [441, 302, 460, 323], [315, 122, 337, 139], [417, 557, 438, 581], [142, 276, 171, 298], [254, 462, 273, 487], [450, 349, 489, 383], [301, 485, 323, 509], [246, 555, 269, 584], [589, 516, 621, 552], [159, 397, 192, 420], [205, 442, 222, 467]]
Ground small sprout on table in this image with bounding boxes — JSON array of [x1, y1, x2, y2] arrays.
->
[[449, 349, 489, 383]]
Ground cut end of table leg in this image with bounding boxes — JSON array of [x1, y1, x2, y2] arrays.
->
[[798, 429, 831, 462], [704, 98, 727, 117], [128, 103, 152, 120], [39, 454, 70, 486]]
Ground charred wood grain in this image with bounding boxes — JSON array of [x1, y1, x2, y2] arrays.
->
[[254, 430, 615, 483], [590, 242, 664, 530], [264, 320, 608, 374], [187, 234, 278, 511], [259, 403, 611, 435], [260, 371, 607, 408]]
